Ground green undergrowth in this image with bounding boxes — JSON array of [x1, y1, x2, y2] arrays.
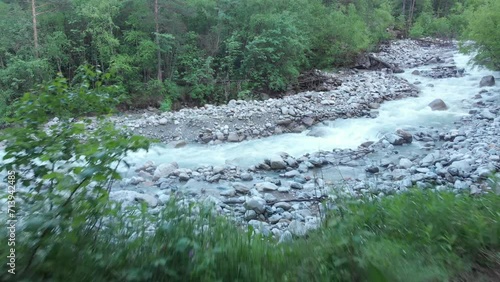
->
[[1, 190, 498, 282]]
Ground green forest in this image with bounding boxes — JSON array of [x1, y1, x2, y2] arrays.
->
[[0, 0, 499, 118]]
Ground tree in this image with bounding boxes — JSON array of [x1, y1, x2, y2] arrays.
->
[[462, 0, 500, 69]]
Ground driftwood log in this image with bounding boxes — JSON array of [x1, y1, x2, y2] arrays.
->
[[295, 70, 342, 92], [355, 54, 404, 73]]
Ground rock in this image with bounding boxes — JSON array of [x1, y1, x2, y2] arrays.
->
[[240, 172, 253, 181], [290, 182, 304, 189], [178, 172, 190, 181], [421, 151, 439, 167], [274, 202, 292, 210], [412, 70, 420, 75], [255, 182, 279, 192], [386, 134, 405, 145], [288, 220, 307, 236], [278, 230, 293, 243], [479, 75, 495, 87], [399, 158, 413, 169], [448, 159, 472, 177], [368, 103, 380, 109], [227, 132, 240, 142], [307, 127, 329, 137], [244, 196, 266, 213], [479, 109, 495, 120], [158, 118, 168, 125], [428, 99, 448, 111], [284, 170, 300, 178], [396, 129, 413, 143], [268, 214, 282, 224], [153, 162, 179, 180], [269, 156, 287, 170], [233, 182, 251, 194], [454, 180, 468, 190], [302, 116, 315, 126], [220, 188, 236, 197], [169, 140, 187, 148], [244, 210, 258, 220], [365, 166, 380, 173]]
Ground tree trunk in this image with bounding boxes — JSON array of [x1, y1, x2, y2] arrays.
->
[[31, 0, 39, 58], [154, 0, 162, 81], [402, 0, 406, 18], [407, 0, 416, 36]]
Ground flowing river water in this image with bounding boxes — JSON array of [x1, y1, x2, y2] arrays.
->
[[121, 51, 498, 174]]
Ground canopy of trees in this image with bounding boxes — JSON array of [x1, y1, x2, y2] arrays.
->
[[0, 0, 498, 117]]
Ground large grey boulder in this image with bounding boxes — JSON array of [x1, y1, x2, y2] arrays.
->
[[479, 75, 495, 87], [244, 196, 266, 213], [428, 99, 448, 111], [269, 156, 287, 169], [153, 162, 179, 180]]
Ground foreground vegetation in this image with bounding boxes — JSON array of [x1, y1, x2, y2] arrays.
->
[[1, 188, 498, 281], [1, 0, 500, 118]]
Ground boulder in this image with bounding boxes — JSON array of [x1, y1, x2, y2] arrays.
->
[[396, 129, 413, 143], [386, 134, 405, 145], [428, 99, 448, 111], [479, 75, 495, 87], [269, 156, 287, 170], [227, 132, 240, 142], [244, 196, 266, 213], [153, 162, 179, 180], [255, 182, 279, 191]]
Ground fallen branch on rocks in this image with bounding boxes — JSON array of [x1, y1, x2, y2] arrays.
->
[[296, 70, 342, 92], [222, 195, 329, 205], [355, 54, 404, 73]]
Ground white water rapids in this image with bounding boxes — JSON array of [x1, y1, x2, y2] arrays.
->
[[121, 51, 498, 172]]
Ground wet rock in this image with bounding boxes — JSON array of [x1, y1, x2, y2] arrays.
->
[[270, 156, 287, 170], [396, 129, 413, 143], [386, 134, 405, 145], [479, 75, 495, 87], [428, 99, 448, 111]]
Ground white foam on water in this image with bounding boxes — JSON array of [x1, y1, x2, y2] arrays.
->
[[125, 51, 499, 170]]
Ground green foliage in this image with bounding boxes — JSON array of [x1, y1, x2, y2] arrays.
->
[[0, 75, 150, 280], [462, 0, 500, 70]]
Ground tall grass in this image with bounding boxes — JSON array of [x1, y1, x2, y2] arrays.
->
[[1, 189, 498, 281]]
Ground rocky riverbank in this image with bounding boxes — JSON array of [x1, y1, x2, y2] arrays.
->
[[105, 39, 499, 239]]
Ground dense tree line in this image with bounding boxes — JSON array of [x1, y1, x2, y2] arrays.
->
[[0, 0, 498, 117]]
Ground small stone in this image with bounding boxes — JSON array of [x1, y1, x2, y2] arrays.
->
[[365, 166, 380, 173]]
